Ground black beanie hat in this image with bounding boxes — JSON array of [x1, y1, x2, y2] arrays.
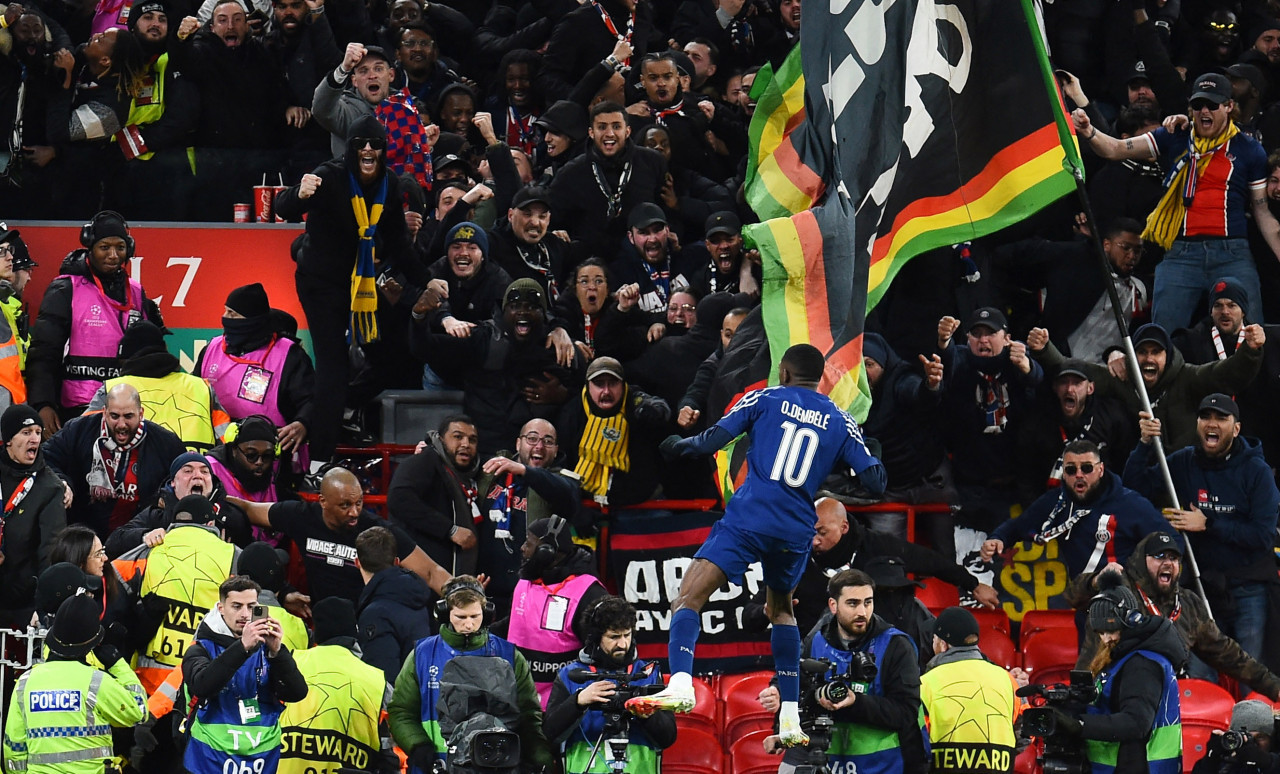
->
[[1087, 573, 1145, 632], [127, 0, 168, 29], [119, 321, 168, 359], [1, 403, 41, 444], [88, 211, 129, 246], [239, 541, 288, 592], [47, 594, 103, 659], [313, 597, 358, 643], [36, 563, 93, 615], [225, 283, 270, 319], [233, 415, 278, 445], [1209, 277, 1249, 320]]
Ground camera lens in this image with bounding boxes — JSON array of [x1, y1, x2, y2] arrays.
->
[[816, 682, 849, 704]]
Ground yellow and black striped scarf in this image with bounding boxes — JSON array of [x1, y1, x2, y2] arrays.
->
[[349, 172, 386, 344], [573, 386, 630, 500], [1143, 121, 1239, 250]]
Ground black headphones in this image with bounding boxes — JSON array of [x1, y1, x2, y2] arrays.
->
[[434, 575, 495, 627], [532, 515, 568, 568], [584, 597, 638, 664], [1088, 588, 1147, 629], [80, 211, 135, 259]]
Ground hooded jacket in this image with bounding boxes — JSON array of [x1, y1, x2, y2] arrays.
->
[[0, 447, 66, 626], [1072, 533, 1280, 700], [1076, 615, 1189, 772], [990, 470, 1179, 579], [387, 432, 482, 575], [1124, 435, 1280, 585], [1032, 336, 1262, 450], [182, 604, 307, 709], [357, 566, 435, 685], [275, 114, 427, 291], [862, 332, 946, 490]]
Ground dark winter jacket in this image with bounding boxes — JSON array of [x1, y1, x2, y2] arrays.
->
[[556, 383, 671, 507], [625, 292, 735, 411], [0, 448, 66, 626], [1124, 436, 1280, 587], [938, 344, 1044, 486], [104, 485, 252, 557], [357, 566, 434, 685], [1073, 532, 1280, 700], [537, 0, 660, 102], [43, 416, 186, 539], [169, 31, 290, 148], [541, 646, 677, 750], [1075, 615, 1189, 773], [549, 141, 670, 258], [424, 253, 513, 329], [1015, 388, 1137, 506], [862, 333, 945, 491], [387, 432, 481, 576], [990, 470, 1180, 579], [182, 609, 308, 705]]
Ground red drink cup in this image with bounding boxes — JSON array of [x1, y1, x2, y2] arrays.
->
[[253, 185, 274, 222], [234, 203, 251, 223]]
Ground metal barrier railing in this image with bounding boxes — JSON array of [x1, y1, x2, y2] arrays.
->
[[0, 625, 46, 734]]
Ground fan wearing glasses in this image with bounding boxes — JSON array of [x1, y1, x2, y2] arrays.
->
[[475, 419, 583, 618], [980, 438, 1178, 581], [1072, 72, 1275, 331]]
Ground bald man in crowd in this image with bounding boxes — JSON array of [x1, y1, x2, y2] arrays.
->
[[231, 468, 450, 612]]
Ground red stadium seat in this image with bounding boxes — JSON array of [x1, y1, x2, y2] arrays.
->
[[728, 729, 781, 774], [663, 727, 724, 774], [1019, 609, 1076, 642], [973, 607, 1012, 637], [978, 627, 1019, 670], [1243, 691, 1280, 711], [723, 673, 778, 738], [1178, 679, 1235, 726], [916, 577, 960, 612], [1178, 680, 1234, 774], [717, 670, 774, 704], [665, 675, 719, 736], [1020, 629, 1079, 685]]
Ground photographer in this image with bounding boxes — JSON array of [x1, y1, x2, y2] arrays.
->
[[543, 596, 676, 773], [763, 568, 928, 774], [1042, 574, 1188, 774], [1193, 700, 1280, 773]]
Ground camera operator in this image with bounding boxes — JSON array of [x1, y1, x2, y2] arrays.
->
[[762, 568, 928, 774], [543, 596, 676, 774], [1040, 574, 1188, 774], [1192, 700, 1280, 774]]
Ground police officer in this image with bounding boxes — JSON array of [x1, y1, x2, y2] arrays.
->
[[388, 575, 552, 774], [182, 575, 308, 774], [544, 596, 676, 774], [279, 597, 398, 774], [763, 568, 929, 774], [920, 607, 1020, 773], [3, 594, 147, 773]]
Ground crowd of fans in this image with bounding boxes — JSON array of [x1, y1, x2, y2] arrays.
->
[[1, 0, 1280, 770]]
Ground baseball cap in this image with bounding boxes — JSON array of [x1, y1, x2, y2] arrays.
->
[[1132, 323, 1171, 352], [1198, 392, 1239, 419], [1145, 532, 1183, 559], [511, 185, 552, 210], [1056, 359, 1091, 380], [585, 356, 625, 383], [1190, 73, 1232, 105], [627, 202, 667, 231], [705, 211, 742, 239], [1227, 63, 1267, 96], [360, 45, 392, 65], [933, 606, 980, 647], [1126, 61, 1150, 84], [435, 153, 473, 174], [965, 307, 1008, 334]]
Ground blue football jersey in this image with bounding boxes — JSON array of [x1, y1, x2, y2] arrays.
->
[[714, 385, 880, 539]]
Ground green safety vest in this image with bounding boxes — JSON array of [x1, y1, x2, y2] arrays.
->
[[2, 658, 146, 773], [921, 654, 1018, 772]]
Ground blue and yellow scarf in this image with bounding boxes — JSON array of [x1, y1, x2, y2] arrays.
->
[[348, 172, 386, 344]]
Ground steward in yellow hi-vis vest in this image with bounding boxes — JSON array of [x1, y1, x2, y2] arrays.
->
[[3, 595, 146, 774], [279, 598, 399, 774], [920, 607, 1020, 773], [113, 502, 239, 695]]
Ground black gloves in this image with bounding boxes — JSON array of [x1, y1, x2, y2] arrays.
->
[[408, 744, 437, 773], [658, 434, 683, 460], [92, 642, 122, 669], [1050, 708, 1082, 736]]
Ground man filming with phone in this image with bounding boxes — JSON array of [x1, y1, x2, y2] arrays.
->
[[182, 575, 308, 774], [543, 596, 676, 774]]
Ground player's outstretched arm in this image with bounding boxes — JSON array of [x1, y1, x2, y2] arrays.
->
[[660, 425, 736, 460]]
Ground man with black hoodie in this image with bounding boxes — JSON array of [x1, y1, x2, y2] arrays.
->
[[387, 415, 481, 576], [1043, 577, 1187, 774], [1124, 393, 1280, 665], [1073, 532, 1280, 701], [276, 114, 426, 462], [549, 101, 669, 258]]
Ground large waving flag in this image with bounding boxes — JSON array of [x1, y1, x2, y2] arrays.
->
[[741, 0, 1079, 422]]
